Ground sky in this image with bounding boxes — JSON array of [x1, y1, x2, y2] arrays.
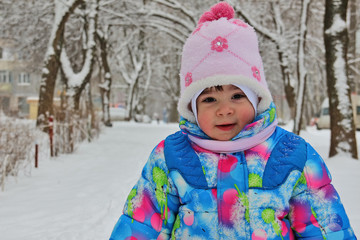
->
[[0, 121, 359, 239]]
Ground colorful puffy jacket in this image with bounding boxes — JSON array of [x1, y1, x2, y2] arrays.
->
[[110, 107, 356, 240]]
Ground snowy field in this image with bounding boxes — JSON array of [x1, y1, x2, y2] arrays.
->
[[0, 121, 359, 239]]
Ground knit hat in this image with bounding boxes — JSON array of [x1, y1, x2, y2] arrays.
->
[[178, 1, 273, 122]]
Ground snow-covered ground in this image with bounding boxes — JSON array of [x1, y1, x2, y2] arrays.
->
[[0, 122, 359, 239]]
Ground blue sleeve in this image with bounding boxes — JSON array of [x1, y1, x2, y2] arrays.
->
[[109, 141, 180, 240], [289, 143, 357, 239]]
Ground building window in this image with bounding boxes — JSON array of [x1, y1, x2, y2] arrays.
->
[[0, 71, 12, 83], [0, 47, 3, 59], [8, 72, 13, 83], [18, 72, 30, 85], [0, 71, 13, 83]]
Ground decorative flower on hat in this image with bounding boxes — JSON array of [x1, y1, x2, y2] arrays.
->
[[185, 72, 193, 87], [252, 66, 261, 81], [211, 36, 228, 52]]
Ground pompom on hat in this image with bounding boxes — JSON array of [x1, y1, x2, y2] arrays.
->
[[178, 1, 273, 122]]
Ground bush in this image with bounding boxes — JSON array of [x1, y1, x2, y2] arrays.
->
[[0, 117, 48, 191], [53, 109, 102, 155], [0, 109, 102, 191]]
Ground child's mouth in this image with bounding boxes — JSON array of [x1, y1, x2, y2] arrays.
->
[[216, 124, 235, 131]]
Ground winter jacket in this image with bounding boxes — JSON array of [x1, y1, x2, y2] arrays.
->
[[110, 105, 356, 240]]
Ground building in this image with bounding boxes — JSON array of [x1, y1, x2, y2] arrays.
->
[[0, 38, 40, 118]]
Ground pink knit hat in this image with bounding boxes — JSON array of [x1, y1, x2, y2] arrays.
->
[[178, 2, 273, 122]]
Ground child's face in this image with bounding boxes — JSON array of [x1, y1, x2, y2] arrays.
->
[[196, 84, 255, 141]]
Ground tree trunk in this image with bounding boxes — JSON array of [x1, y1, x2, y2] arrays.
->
[[73, 1, 98, 113], [37, 51, 60, 131], [168, 100, 179, 122], [324, 0, 358, 159], [86, 82, 95, 140], [126, 79, 139, 121], [293, 0, 311, 134], [277, 48, 296, 119], [96, 31, 112, 127], [36, 0, 83, 131]]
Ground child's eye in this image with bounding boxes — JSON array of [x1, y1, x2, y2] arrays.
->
[[202, 97, 216, 103], [232, 93, 246, 100]]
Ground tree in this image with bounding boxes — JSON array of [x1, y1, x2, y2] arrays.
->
[[60, 0, 98, 112], [324, 0, 358, 159], [36, 0, 83, 131], [59, 0, 99, 151], [99, 0, 204, 122], [293, 0, 311, 135], [116, 28, 146, 121], [0, 0, 54, 72], [347, 0, 358, 92], [96, 28, 113, 127]]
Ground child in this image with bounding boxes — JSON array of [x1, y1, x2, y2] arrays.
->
[[110, 2, 356, 239]]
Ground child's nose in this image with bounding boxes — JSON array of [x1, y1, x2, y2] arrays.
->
[[216, 103, 234, 116]]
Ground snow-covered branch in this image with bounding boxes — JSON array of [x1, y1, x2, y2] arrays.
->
[[152, 0, 197, 26], [60, 0, 97, 92], [117, 51, 144, 86], [145, 9, 195, 33], [234, 5, 278, 41], [144, 53, 152, 92], [46, 0, 82, 57], [140, 20, 188, 43], [324, 14, 347, 35]]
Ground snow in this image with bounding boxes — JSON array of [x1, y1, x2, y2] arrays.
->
[[325, 14, 347, 35], [105, 72, 111, 79], [60, 47, 93, 88], [42, 67, 50, 75], [0, 122, 359, 239]]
